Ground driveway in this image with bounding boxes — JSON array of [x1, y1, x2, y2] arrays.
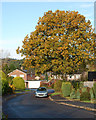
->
[[2, 91, 95, 118]]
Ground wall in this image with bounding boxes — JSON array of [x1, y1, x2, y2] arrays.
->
[[67, 74, 82, 81], [27, 74, 35, 80], [27, 81, 41, 88], [84, 81, 95, 88], [8, 69, 27, 81]]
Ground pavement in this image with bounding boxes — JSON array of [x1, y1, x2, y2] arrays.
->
[[49, 95, 96, 112]]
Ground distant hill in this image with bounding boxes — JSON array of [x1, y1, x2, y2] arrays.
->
[[1, 58, 24, 70], [1, 58, 35, 75]]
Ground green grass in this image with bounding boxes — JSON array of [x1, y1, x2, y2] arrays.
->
[[24, 89, 31, 92], [14, 89, 30, 93], [50, 92, 62, 96], [14, 91, 22, 93], [82, 100, 92, 103]]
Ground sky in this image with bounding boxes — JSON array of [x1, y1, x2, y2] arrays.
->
[[1, 0, 95, 59]]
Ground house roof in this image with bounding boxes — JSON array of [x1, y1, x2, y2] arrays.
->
[[8, 68, 35, 75], [8, 69, 27, 75]]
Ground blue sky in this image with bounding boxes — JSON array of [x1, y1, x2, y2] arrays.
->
[[1, 1, 95, 59]]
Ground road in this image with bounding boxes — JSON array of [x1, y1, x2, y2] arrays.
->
[[3, 91, 95, 119]]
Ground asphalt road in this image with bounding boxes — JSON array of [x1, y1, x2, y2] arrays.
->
[[3, 91, 96, 119]]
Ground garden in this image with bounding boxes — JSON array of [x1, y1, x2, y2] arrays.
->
[[41, 80, 96, 103]]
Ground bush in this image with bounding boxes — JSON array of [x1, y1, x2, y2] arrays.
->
[[79, 82, 84, 89], [93, 82, 96, 98], [54, 80, 62, 92], [70, 88, 76, 99], [62, 82, 71, 97], [76, 89, 80, 99], [48, 83, 54, 89], [7, 87, 13, 94], [40, 82, 49, 88], [12, 77, 25, 90], [81, 87, 88, 93], [89, 88, 94, 100], [80, 91, 91, 101], [0, 80, 2, 95], [7, 76, 13, 85], [71, 81, 80, 90], [2, 80, 9, 95]]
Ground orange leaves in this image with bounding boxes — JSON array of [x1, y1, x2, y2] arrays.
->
[[16, 10, 96, 74]]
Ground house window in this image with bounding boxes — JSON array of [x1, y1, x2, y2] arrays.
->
[[20, 75, 24, 77], [11, 75, 16, 77], [72, 76, 74, 79], [76, 75, 80, 79]]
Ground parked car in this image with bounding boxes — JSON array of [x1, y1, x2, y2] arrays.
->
[[35, 87, 48, 97]]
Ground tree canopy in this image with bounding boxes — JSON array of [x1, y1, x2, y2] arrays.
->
[[17, 10, 95, 75]]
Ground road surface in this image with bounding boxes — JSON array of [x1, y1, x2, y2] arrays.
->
[[3, 91, 95, 119]]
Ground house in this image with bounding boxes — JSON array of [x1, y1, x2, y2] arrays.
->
[[51, 74, 82, 81], [8, 69, 35, 81], [67, 74, 82, 81], [8, 69, 41, 88]]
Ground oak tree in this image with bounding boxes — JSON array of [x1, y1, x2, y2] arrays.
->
[[17, 10, 95, 76]]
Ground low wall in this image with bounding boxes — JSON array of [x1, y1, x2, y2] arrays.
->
[[84, 81, 95, 88]]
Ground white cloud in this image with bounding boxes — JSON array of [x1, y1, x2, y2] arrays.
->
[[84, 13, 92, 18], [9, 48, 24, 59], [80, 3, 94, 8], [0, 39, 24, 59], [0, 48, 24, 59]]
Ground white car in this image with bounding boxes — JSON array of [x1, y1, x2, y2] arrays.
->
[[35, 87, 48, 97]]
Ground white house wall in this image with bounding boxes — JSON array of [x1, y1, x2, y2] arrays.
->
[[27, 81, 41, 88]]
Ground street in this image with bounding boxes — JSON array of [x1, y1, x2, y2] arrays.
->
[[3, 91, 95, 119]]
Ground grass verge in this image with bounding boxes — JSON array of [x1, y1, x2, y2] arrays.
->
[[50, 92, 62, 96], [14, 89, 31, 93]]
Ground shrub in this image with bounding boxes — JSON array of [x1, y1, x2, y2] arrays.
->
[[81, 87, 88, 93], [48, 83, 54, 89], [76, 89, 80, 99], [54, 80, 62, 92], [93, 82, 96, 98], [62, 82, 71, 97], [71, 81, 80, 90], [89, 88, 94, 100], [80, 91, 91, 101], [1, 70, 13, 95], [79, 82, 84, 89], [70, 88, 76, 99], [2, 80, 9, 95], [7, 87, 13, 94], [7, 76, 13, 85], [12, 77, 25, 90], [0, 80, 2, 95], [40, 82, 49, 88]]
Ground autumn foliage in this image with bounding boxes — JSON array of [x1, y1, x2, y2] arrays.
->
[[17, 10, 95, 75]]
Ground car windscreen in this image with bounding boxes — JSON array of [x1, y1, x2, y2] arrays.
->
[[37, 88, 47, 91]]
